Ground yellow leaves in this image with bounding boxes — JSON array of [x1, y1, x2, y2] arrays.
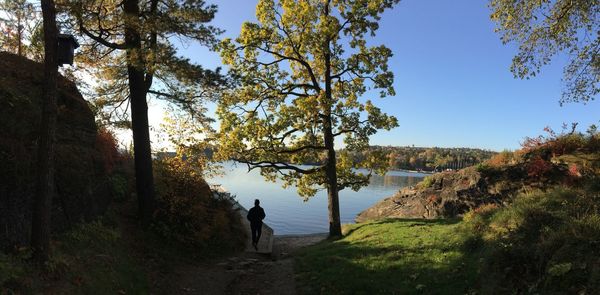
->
[[293, 94, 319, 116], [239, 22, 260, 44], [216, 0, 400, 196], [218, 38, 238, 66], [282, 0, 314, 20], [337, 150, 354, 170], [256, 0, 276, 25], [295, 173, 320, 198]]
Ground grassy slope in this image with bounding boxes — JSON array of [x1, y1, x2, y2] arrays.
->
[[0, 201, 240, 294], [0, 219, 149, 294], [294, 144, 600, 295], [295, 218, 481, 295], [49, 220, 150, 294]]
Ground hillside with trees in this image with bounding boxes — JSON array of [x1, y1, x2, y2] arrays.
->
[[346, 146, 497, 172]]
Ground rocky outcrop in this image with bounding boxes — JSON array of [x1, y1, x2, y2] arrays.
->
[[0, 52, 110, 250], [356, 162, 569, 222], [357, 168, 490, 221]]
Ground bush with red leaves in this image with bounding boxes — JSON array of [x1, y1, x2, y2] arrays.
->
[[526, 156, 553, 178], [95, 128, 120, 174]]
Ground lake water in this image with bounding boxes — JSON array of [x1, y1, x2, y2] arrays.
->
[[207, 162, 427, 235]]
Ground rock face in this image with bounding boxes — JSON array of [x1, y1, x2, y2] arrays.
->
[[356, 168, 491, 222], [356, 163, 567, 222], [0, 52, 110, 250]]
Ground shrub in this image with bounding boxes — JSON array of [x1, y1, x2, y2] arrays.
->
[[95, 128, 120, 174], [463, 203, 499, 226], [487, 150, 516, 167], [0, 250, 27, 291], [585, 133, 600, 152], [568, 164, 581, 177], [152, 156, 246, 253], [525, 156, 553, 178], [417, 175, 434, 189], [63, 220, 119, 247], [95, 128, 134, 201], [462, 187, 600, 294], [475, 162, 490, 173], [461, 203, 500, 250], [108, 173, 130, 202]]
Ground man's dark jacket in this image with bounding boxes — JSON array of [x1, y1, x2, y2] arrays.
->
[[247, 206, 266, 225]]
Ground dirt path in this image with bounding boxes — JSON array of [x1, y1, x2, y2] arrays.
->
[[168, 234, 327, 295]]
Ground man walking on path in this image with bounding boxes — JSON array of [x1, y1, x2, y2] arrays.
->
[[247, 199, 266, 251]]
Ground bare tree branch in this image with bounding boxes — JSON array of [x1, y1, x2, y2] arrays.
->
[[79, 24, 127, 49], [232, 158, 323, 174]]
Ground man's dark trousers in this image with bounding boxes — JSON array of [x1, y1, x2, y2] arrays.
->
[[251, 222, 262, 246]]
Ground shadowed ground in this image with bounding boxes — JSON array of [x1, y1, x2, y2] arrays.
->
[[167, 234, 327, 295]]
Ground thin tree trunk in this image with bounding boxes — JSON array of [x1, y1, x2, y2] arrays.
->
[[123, 0, 156, 228], [31, 0, 58, 263], [322, 0, 341, 238], [17, 15, 23, 56]]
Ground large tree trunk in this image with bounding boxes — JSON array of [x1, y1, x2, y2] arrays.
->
[[124, 0, 156, 227], [324, 116, 341, 237], [322, 0, 341, 237], [31, 0, 58, 263]]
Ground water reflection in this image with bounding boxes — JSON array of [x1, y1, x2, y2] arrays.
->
[[370, 174, 424, 188], [208, 162, 426, 235]]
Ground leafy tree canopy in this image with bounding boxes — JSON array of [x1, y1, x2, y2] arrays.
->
[[60, 0, 226, 128], [217, 0, 399, 199], [0, 0, 42, 59], [490, 0, 599, 104]]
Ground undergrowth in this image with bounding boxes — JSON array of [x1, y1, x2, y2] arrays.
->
[[153, 156, 246, 254], [461, 184, 600, 294], [0, 219, 148, 294]]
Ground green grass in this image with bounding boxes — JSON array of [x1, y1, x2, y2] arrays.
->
[[295, 218, 481, 295], [294, 185, 600, 295]]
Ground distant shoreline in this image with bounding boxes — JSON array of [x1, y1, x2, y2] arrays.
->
[[389, 168, 435, 175]]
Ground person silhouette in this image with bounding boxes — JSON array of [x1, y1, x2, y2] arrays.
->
[[246, 199, 266, 251]]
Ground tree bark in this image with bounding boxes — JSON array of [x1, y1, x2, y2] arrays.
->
[[322, 0, 341, 238], [324, 115, 341, 237], [17, 14, 23, 56], [123, 0, 156, 228], [31, 0, 58, 263]]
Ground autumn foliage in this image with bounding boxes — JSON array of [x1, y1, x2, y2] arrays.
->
[[487, 150, 518, 167], [525, 156, 553, 178], [152, 156, 245, 251], [95, 128, 120, 174], [483, 125, 600, 181]]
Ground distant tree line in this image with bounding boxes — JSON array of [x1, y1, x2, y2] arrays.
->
[[199, 145, 495, 173], [345, 146, 497, 172]]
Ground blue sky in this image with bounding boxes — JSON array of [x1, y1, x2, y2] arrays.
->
[[164, 0, 599, 152]]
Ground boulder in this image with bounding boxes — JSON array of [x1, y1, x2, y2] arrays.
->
[[0, 52, 110, 250]]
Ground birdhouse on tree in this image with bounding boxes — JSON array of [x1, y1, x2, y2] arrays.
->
[[57, 34, 79, 66]]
